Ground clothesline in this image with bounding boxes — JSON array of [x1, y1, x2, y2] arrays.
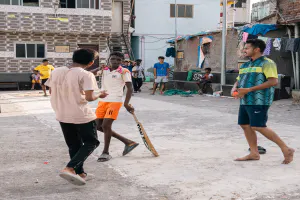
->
[[240, 31, 300, 53]]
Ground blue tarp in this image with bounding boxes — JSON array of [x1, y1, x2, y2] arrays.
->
[[242, 24, 277, 36], [167, 31, 216, 44]]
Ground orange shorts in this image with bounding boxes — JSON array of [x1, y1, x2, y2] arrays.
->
[[95, 102, 123, 120], [32, 80, 40, 84]]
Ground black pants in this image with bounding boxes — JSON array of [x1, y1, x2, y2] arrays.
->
[[132, 78, 143, 92], [60, 120, 100, 174]]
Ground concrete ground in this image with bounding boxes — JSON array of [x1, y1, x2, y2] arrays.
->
[[1, 84, 300, 200]]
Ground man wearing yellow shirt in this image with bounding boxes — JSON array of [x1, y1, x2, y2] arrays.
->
[[34, 59, 55, 96]]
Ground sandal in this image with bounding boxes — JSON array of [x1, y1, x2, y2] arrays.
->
[[97, 153, 112, 162], [123, 143, 139, 156]]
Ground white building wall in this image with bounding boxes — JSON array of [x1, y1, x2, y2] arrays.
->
[[133, 0, 219, 70]]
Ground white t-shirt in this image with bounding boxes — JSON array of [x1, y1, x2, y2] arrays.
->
[[45, 67, 98, 124], [101, 67, 132, 102], [132, 66, 144, 78]]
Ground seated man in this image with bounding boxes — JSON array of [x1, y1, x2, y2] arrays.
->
[[198, 68, 213, 94]]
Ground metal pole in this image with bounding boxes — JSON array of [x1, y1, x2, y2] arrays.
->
[[295, 23, 299, 90], [174, 0, 177, 70], [232, 0, 236, 28], [221, 0, 227, 86]]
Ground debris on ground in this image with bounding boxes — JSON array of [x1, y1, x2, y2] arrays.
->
[[163, 89, 198, 97]]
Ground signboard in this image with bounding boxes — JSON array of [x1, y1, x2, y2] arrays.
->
[[55, 45, 70, 53], [192, 72, 203, 81], [177, 50, 184, 59]]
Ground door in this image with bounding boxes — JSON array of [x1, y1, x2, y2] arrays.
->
[[77, 44, 99, 71], [111, 1, 123, 32]]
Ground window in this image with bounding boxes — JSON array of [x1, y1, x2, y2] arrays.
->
[[60, 0, 101, 9], [170, 4, 193, 18], [231, 0, 246, 8], [0, 0, 39, 6], [15, 43, 45, 58]]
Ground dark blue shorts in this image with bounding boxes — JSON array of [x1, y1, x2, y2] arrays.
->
[[238, 105, 269, 127]]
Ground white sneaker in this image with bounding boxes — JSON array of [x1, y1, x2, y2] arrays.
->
[[85, 173, 95, 181]]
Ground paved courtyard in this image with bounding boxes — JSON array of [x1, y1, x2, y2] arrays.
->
[[1, 86, 300, 200]]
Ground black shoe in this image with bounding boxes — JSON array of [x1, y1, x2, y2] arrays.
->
[[248, 146, 266, 154]]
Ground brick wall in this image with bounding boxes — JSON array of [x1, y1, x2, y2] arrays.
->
[[0, 32, 108, 73], [0, 0, 132, 74], [176, 30, 239, 72], [278, 0, 300, 23], [0, 0, 127, 35], [0, 11, 112, 34]]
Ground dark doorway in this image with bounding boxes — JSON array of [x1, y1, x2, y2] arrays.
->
[[77, 44, 99, 71]]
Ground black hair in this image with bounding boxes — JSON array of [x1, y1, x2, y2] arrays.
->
[[42, 59, 48, 62], [205, 68, 212, 72], [72, 49, 98, 65], [136, 59, 142, 62], [110, 52, 125, 60], [158, 56, 165, 59], [246, 39, 266, 53]]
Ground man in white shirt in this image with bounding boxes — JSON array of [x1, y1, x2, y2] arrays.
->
[[45, 49, 108, 185], [96, 52, 139, 162], [132, 59, 145, 93]]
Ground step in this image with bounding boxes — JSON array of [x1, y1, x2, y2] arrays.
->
[[222, 84, 234, 96]]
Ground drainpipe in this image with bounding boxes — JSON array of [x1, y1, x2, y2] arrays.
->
[[295, 23, 299, 90], [287, 27, 296, 90]]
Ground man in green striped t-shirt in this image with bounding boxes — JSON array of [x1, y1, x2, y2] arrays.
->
[[232, 39, 294, 164]]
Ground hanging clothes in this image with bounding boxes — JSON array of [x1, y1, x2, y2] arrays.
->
[[293, 38, 300, 52], [258, 36, 268, 43], [280, 38, 288, 52], [263, 38, 272, 56], [165, 47, 175, 58], [242, 32, 249, 42], [237, 41, 245, 58], [285, 38, 296, 52], [273, 38, 281, 51], [247, 34, 258, 40], [197, 38, 205, 68]]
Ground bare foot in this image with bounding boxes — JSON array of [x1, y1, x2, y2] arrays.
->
[[235, 153, 260, 161], [282, 148, 295, 164]]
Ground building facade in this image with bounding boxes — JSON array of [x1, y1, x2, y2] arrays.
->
[[251, 0, 276, 22], [220, 0, 251, 28], [131, 0, 220, 71], [0, 0, 132, 81]]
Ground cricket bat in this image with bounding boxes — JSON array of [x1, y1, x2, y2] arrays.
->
[[132, 113, 159, 157]]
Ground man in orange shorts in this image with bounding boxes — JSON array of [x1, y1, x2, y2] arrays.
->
[[96, 52, 139, 162]]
